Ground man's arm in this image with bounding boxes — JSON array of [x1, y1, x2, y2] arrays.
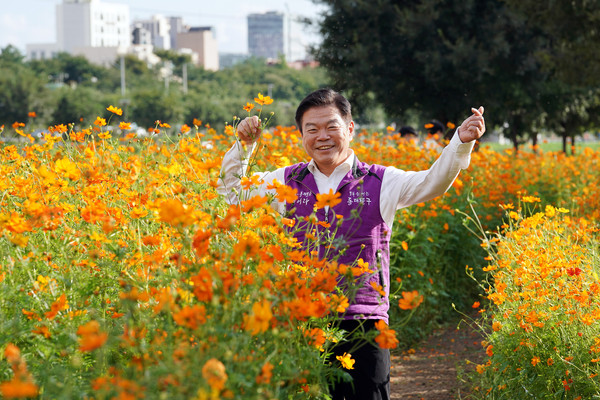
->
[[379, 107, 485, 225], [217, 116, 286, 212]]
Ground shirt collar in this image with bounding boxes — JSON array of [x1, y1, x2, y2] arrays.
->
[[307, 150, 355, 176]]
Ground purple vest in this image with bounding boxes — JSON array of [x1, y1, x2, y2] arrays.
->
[[284, 157, 391, 323]]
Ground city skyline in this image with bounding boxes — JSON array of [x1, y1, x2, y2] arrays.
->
[[0, 0, 326, 60]]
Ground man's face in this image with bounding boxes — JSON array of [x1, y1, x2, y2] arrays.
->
[[301, 105, 354, 177]]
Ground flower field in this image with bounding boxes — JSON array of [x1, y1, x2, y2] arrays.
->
[[1, 101, 599, 399]]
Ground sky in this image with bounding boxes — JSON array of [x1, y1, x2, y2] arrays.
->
[[0, 0, 327, 60]]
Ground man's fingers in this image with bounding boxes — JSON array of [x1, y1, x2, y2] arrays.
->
[[471, 106, 485, 116]]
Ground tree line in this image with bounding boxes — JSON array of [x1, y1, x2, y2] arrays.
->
[[0, 47, 328, 134]]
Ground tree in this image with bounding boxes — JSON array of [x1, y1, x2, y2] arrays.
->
[[51, 86, 108, 127], [0, 65, 46, 126], [28, 52, 106, 85], [501, 0, 600, 87], [0, 45, 25, 65]]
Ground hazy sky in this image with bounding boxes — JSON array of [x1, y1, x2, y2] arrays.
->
[[0, 0, 327, 59]]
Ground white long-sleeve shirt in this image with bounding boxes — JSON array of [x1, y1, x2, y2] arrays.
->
[[217, 132, 474, 230]]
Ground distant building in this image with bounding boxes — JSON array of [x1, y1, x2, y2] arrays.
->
[[27, 0, 130, 65], [176, 27, 219, 71], [247, 11, 286, 60], [168, 17, 186, 50], [27, 43, 60, 61], [131, 23, 152, 46], [133, 15, 171, 50]]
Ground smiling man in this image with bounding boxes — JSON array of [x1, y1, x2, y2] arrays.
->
[[218, 88, 485, 400]]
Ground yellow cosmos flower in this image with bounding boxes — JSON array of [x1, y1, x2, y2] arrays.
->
[[254, 93, 273, 105], [336, 352, 355, 370], [106, 105, 123, 116]]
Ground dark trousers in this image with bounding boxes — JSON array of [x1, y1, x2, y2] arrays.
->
[[329, 319, 391, 400]]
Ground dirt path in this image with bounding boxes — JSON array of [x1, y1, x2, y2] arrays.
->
[[390, 317, 485, 399]]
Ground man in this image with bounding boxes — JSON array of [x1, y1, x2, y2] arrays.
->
[[398, 125, 418, 142], [218, 88, 485, 399]]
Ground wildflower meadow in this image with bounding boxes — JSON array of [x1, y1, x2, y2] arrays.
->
[[1, 98, 599, 399]]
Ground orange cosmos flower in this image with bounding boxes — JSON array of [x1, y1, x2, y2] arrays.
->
[[446, 121, 456, 129], [216, 205, 240, 230], [193, 118, 202, 126], [275, 184, 298, 203], [28, 111, 36, 118], [0, 380, 39, 398], [190, 268, 213, 302], [336, 352, 355, 370], [374, 320, 399, 349], [472, 301, 480, 308], [172, 304, 207, 330], [254, 93, 273, 105], [130, 206, 148, 219], [281, 217, 295, 228], [240, 174, 264, 190], [370, 281, 386, 297], [424, 123, 434, 129], [401, 241, 408, 251], [54, 157, 81, 180], [98, 131, 112, 139], [45, 293, 69, 320], [180, 124, 191, 134], [531, 356, 540, 366], [4, 344, 21, 363], [233, 230, 261, 259], [202, 358, 228, 391], [486, 345, 494, 357], [243, 102, 255, 112], [94, 117, 107, 127], [256, 361, 274, 384], [106, 105, 123, 116], [398, 290, 424, 310], [315, 189, 341, 209], [32, 325, 51, 339], [352, 258, 373, 277], [159, 198, 192, 226], [329, 293, 350, 313], [192, 229, 212, 257], [244, 299, 273, 335], [241, 195, 269, 212], [304, 327, 326, 349], [77, 320, 108, 352], [119, 122, 131, 130]]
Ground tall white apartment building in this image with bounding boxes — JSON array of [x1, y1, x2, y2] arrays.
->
[[27, 0, 130, 65], [57, 0, 130, 52]]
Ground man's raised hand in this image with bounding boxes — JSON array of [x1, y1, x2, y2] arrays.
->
[[237, 115, 262, 144], [458, 106, 485, 143]]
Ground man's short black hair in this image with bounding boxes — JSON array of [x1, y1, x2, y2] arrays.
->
[[399, 125, 417, 137], [426, 119, 445, 134], [295, 88, 352, 133]]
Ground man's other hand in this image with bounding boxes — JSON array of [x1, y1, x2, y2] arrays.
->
[[237, 116, 262, 144], [458, 107, 485, 143]]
